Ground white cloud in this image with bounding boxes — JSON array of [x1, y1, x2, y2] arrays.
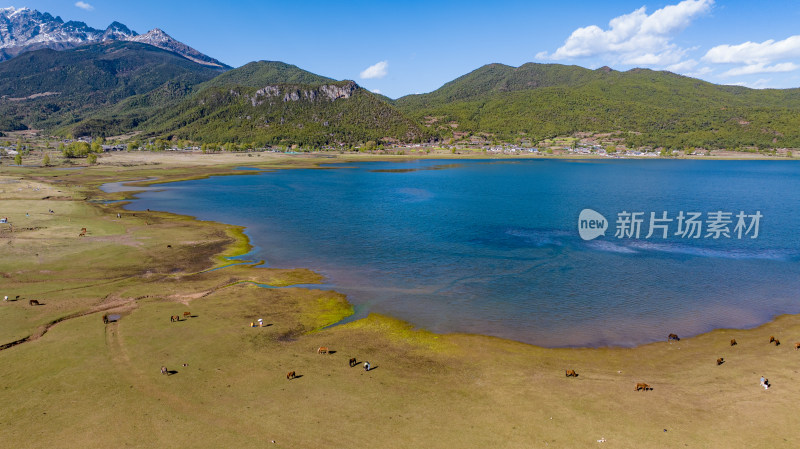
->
[[666, 59, 698, 72], [686, 66, 713, 78], [371, 89, 382, 94], [730, 78, 774, 89], [75, 1, 94, 11], [360, 61, 388, 79], [721, 62, 799, 77], [704, 35, 800, 65], [664, 59, 713, 78], [537, 0, 713, 66], [702, 35, 800, 81]]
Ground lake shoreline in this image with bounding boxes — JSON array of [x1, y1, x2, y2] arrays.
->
[[98, 152, 799, 349], [4, 152, 800, 447]]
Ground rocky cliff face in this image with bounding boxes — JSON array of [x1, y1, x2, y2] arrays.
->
[[248, 81, 359, 107], [0, 7, 227, 68]]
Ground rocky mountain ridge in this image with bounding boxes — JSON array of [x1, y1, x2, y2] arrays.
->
[[0, 6, 226, 68]]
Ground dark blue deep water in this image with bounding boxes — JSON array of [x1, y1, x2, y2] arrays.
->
[[121, 159, 800, 347]]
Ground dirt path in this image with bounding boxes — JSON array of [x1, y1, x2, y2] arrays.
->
[[0, 298, 135, 351]]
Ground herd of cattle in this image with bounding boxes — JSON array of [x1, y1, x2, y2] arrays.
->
[[11, 293, 800, 386], [285, 348, 369, 380], [561, 333, 800, 392], [169, 312, 192, 322], [7, 221, 792, 396], [86, 314, 800, 390]]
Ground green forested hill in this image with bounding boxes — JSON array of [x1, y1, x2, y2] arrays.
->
[[4, 48, 800, 150], [2, 51, 429, 145], [69, 60, 339, 138], [0, 41, 225, 132], [395, 63, 800, 149], [201, 61, 334, 88], [395, 63, 602, 107], [141, 76, 429, 146]]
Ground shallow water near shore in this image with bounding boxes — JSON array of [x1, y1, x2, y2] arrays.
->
[[121, 159, 800, 347]]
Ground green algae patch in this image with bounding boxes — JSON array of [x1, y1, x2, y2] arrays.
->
[[342, 313, 454, 352], [190, 263, 324, 288], [258, 268, 324, 287], [216, 226, 252, 264], [298, 290, 354, 331]]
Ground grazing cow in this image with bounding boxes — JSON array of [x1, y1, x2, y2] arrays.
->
[[102, 314, 109, 324], [286, 371, 296, 380], [774, 339, 781, 347], [183, 312, 191, 319], [716, 357, 724, 365], [167, 245, 172, 248], [769, 336, 776, 343], [79, 227, 87, 237], [170, 315, 179, 322], [730, 339, 737, 346], [161, 366, 168, 375], [635, 383, 652, 391], [795, 342, 800, 350], [565, 369, 578, 377], [317, 347, 328, 354], [668, 333, 680, 341], [349, 358, 357, 367], [29, 299, 40, 306]]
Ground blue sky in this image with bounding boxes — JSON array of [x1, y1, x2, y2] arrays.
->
[[12, 1, 800, 97]]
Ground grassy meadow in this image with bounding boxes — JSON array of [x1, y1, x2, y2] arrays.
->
[[1, 152, 800, 448]]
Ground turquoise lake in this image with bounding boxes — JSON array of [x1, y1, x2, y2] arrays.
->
[[123, 159, 800, 347]]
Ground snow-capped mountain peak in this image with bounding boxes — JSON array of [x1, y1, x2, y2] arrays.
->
[[0, 6, 226, 68]]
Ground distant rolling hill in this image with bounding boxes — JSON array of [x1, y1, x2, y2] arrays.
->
[[3, 39, 800, 150], [395, 63, 800, 149], [202, 60, 334, 87], [0, 50, 429, 145], [137, 61, 429, 146]]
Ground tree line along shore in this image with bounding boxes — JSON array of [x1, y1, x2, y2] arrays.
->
[[0, 130, 795, 171]]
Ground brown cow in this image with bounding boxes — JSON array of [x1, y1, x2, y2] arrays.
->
[[774, 339, 781, 346], [668, 333, 680, 341], [102, 314, 109, 324], [29, 299, 40, 306], [79, 227, 87, 237], [565, 369, 578, 377], [795, 342, 800, 350], [635, 383, 652, 391], [317, 347, 328, 354], [286, 371, 296, 380], [769, 336, 776, 343], [730, 338, 737, 346], [183, 312, 191, 319], [349, 357, 357, 367], [170, 315, 179, 322], [716, 357, 724, 365]]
